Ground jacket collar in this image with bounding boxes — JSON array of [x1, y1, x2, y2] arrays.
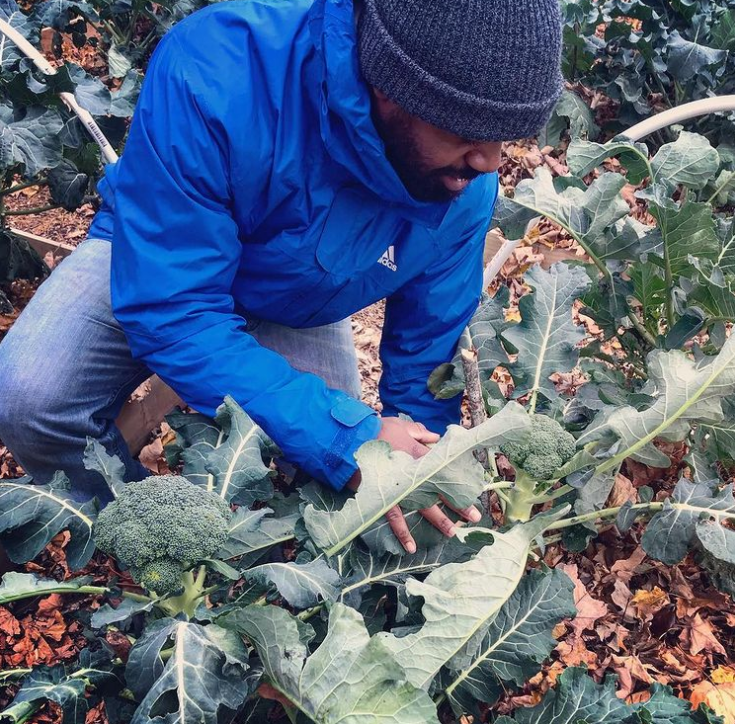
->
[[308, 0, 450, 229]]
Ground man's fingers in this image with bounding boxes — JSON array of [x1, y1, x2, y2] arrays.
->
[[406, 422, 441, 445], [440, 496, 482, 523], [420, 504, 457, 538], [386, 505, 417, 554]]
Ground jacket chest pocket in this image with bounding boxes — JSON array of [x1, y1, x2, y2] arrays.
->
[[314, 187, 392, 280]]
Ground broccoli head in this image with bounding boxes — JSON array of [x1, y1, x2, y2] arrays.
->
[[94, 475, 232, 594], [501, 414, 576, 481]]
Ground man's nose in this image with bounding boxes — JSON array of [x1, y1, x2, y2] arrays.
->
[[465, 143, 502, 174]]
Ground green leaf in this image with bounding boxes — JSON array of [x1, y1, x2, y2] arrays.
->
[[82, 438, 126, 498], [234, 603, 439, 723], [126, 619, 255, 724], [0, 105, 64, 177], [109, 70, 142, 118], [650, 132, 720, 190], [0, 649, 117, 724], [715, 216, 735, 275], [429, 291, 508, 400], [579, 334, 735, 470], [0, 229, 47, 283], [218, 506, 297, 566], [65, 64, 112, 117], [502, 264, 589, 404], [541, 88, 600, 147], [700, 396, 735, 462], [340, 538, 470, 608], [500, 666, 713, 723], [668, 30, 727, 83], [205, 396, 277, 505], [697, 519, 735, 564], [643, 478, 735, 565], [107, 43, 133, 78], [169, 397, 277, 505], [0, 473, 98, 570], [47, 159, 88, 211], [0, 572, 94, 605], [0, 0, 39, 73], [493, 167, 630, 262], [442, 568, 576, 716], [29, 0, 97, 31], [566, 137, 651, 184], [631, 261, 667, 318], [91, 597, 155, 628], [303, 402, 531, 556], [379, 508, 569, 690], [247, 558, 341, 609]]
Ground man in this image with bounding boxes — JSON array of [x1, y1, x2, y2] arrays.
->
[[0, 0, 562, 552]]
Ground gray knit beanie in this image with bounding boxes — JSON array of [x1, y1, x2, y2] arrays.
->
[[357, 0, 564, 142]]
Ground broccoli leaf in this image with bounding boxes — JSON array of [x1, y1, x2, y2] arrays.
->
[[303, 402, 530, 556], [442, 568, 576, 717], [502, 264, 589, 404], [566, 137, 651, 183], [379, 508, 569, 690], [496, 666, 715, 723], [578, 334, 735, 470], [83, 438, 126, 499], [0, 473, 98, 570], [649, 199, 720, 276], [218, 506, 298, 567], [340, 537, 471, 609], [246, 558, 342, 609], [168, 396, 277, 506], [428, 290, 508, 400], [231, 603, 439, 723], [126, 619, 256, 724], [642, 478, 735, 565], [493, 167, 631, 264], [0, 649, 117, 724], [0, 104, 64, 177], [0, 0, 39, 74]]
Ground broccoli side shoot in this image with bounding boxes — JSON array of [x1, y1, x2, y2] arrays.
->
[[94, 475, 232, 595], [501, 414, 576, 481]]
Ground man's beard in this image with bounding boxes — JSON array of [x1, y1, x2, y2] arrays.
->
[[375, 107, 482, 203]]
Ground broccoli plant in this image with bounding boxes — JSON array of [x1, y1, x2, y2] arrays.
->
[[0, 0, 140, 313], [93, 475, 232, 613], [1, 133, 734, 724], [500, 414, 577, 522], [556, 0, 735, 146]]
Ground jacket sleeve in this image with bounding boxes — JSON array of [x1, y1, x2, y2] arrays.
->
[[110, 32, 380, 491], [379, 201, 496, 433]]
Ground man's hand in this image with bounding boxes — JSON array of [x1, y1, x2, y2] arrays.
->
[[347, 417, 481, 554]]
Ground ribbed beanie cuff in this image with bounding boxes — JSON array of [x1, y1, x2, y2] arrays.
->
[[357, 0, 563, 142]]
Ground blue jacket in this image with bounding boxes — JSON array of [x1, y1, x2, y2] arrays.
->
[[89, 0, 499, 491]]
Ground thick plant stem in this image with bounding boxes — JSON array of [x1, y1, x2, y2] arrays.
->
[[626, 308, 657, 348], [503, 471, 538, 523], [158, 565, 208, 619], [0, 583, 151, 606], [5, 204, 60, 216], [461, 347, 493, 514], [544, 502, 665, 533], [0, 179, 47, 197], [461, 347, 488, 466]]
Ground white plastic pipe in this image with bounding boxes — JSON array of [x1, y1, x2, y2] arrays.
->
[[0, 17, 118, 164], [623, 95, 735, 142], [484, 95, 735, 288]]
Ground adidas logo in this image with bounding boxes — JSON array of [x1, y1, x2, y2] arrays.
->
[[378, 245, 397, 272]]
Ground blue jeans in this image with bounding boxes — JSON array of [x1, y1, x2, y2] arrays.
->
[[0, 239, 361, 501]]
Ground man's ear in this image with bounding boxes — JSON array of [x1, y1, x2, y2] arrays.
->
[[371, 86, 398, 115]]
